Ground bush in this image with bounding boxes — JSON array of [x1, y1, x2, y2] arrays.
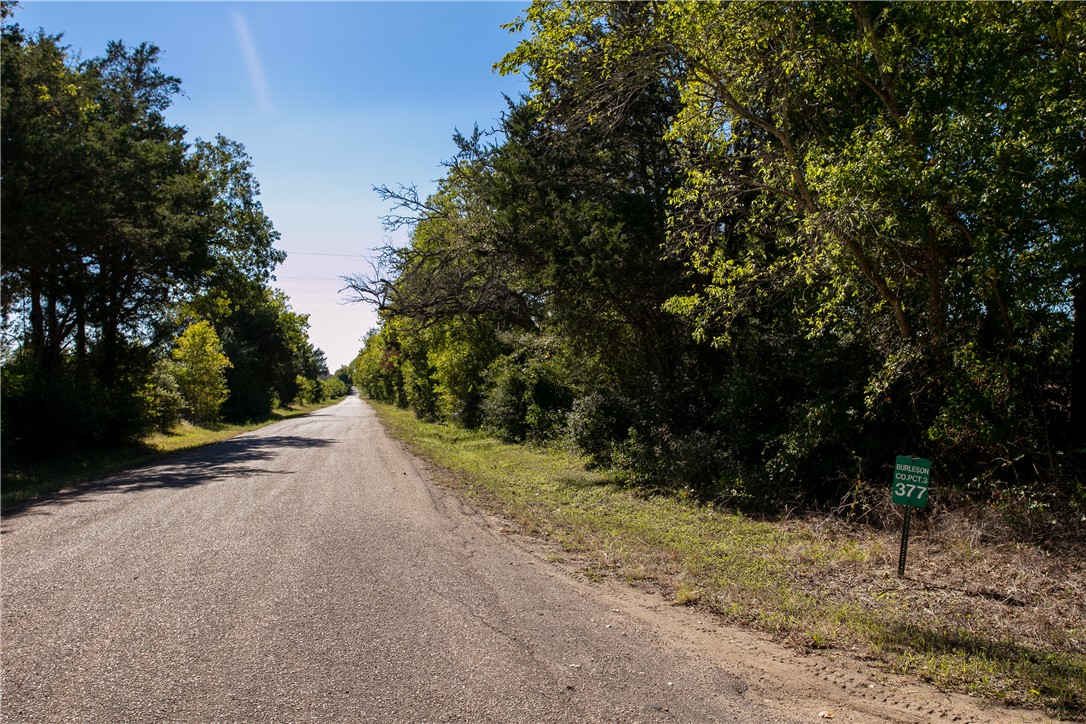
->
[[293, 375, 316, 405], [480, 356, 528, 441], [1, 346, 158, 453], [144, 359, 186, 433], [172, 321, 232, 425], [321, 376, 348, 399], [565, 392, 632, 467], [481, 352, 574, 443]]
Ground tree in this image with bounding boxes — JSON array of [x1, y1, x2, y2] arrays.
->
[[184, 135, 286, 422], [143, 358, 186, 434], [172, 320, 231, 425], [352, 326, 407, 407], [666, 1, 1083, 487], [321, 375, 348, 400], [1, 7, 330, 455], [184, 284, 329, 421], [346, 4, 726, 490], [191, 134, 285, 294], [499, 0, 1085, 503], [1, 15, 213, 446], [343, 145, 538, 334]]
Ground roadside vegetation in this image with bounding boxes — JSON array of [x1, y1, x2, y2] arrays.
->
[[372, 400, 1085, 720], [4, 1, 1083, 716], [346, 1, 1084, 538]]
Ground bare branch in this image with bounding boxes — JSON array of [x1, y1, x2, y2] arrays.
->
[[372, 183, 446, 232]]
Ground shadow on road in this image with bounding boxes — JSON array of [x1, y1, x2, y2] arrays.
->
[[2, 434, 336, 520]]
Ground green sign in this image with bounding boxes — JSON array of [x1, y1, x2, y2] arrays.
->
[[892, 456, 930, 508]]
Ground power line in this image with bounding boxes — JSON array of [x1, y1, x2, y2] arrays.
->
[[280, 251, 366, 258], [273, 275, 341, 282]]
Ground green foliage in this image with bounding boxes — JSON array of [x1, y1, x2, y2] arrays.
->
[[565, 392, 633, 469], [651, 1, 1083, 491], [0, 10, 333, 453], [191, 134, 285, 289], [183, 280, 329, 422], [293, 375, 316, 406], [321, 375, 348, 400], [484, 0, 1085, 511], [352, 326, 406, 406], [171, 320, 231, 425], [344, 1, 1085, 520], [2, 345, 155, 449], [1, 7, 333, 457], [480, 343, 574, 444], [143, 358, 185, 434], [424, 317, 502, 426]]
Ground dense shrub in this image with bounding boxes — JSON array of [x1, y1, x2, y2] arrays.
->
[[321, 376, 348, 399], [144, 359, 186, 434], [293, 375, 317, 406], [481, 351, 574, 443]]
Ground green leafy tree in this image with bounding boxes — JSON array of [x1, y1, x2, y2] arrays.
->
[[499, 0, 1085, 505], [172, 320, 231, 425], [321, 375, 348, 400], [191, 135, 285, 289], [293, 375, 316, 406], [1, 6, 330, 457], [668, 1, 1082, 490], [1, 13, 213, 447], [143, 358, 186, 433], [333, 364, 353, 390], [181, 135, 288, 422], [352, 326, 406, 406]]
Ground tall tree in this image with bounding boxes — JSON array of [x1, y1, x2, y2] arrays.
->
[[2, 15, 213, 445], [502, 1, 1085, 491], [191, 134, 284, 294], [185, 136, 287, 421]]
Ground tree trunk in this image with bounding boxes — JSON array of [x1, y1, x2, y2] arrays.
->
[[1071, 271, 1085, 456], [29, 276, 44, 363]]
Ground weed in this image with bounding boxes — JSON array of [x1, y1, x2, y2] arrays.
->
[[672, 582, 702, 606]]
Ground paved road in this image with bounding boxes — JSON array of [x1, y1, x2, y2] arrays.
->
[[2, 396, 800, 723]]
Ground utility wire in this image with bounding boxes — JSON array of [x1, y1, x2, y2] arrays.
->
[[280, 251, 366, 258], [276, 276, 344, 282]]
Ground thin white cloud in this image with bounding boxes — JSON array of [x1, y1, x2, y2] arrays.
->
[[231, 10, 272, 113]]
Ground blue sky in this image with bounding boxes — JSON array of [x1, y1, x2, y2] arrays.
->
[[14, 1, 529, 369]]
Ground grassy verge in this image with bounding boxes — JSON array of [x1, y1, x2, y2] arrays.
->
[[1, 397, 345, 509], [372, 401, 1086, 720]]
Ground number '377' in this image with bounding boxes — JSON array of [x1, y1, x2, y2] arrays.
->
[[894, 483, 927, 500]]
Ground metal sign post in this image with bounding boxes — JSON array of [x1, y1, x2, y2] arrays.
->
[[892, 456, 930, 577], [898, 507, 911, 577]]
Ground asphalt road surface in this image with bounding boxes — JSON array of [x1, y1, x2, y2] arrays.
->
[[4, 397, 1034, 724], [2, 396, 803, 723]]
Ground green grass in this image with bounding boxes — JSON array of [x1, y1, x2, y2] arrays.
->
[[1, 397, 344, 509], [371, 401, 1086, 720]]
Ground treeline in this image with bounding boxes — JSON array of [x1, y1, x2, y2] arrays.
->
[[1, 7, 343, 454], [347, 1, 1084, 521]]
